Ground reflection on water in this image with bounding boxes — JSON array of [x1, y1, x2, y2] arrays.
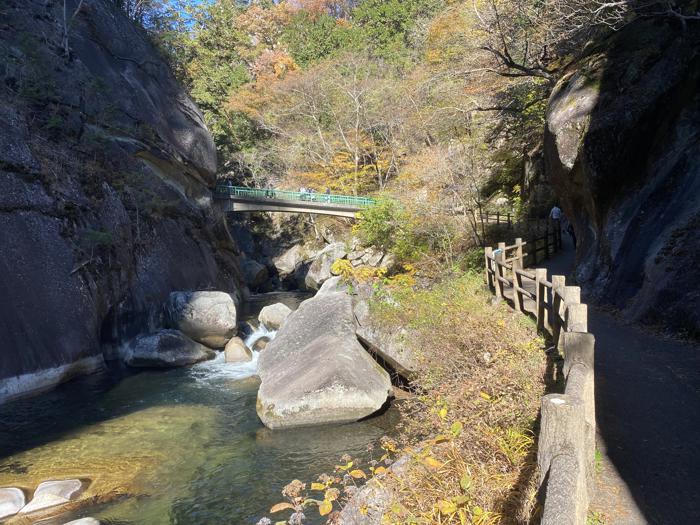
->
[[0, 293, 397, 525]]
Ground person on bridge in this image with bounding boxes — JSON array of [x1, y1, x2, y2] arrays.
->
[[549, 204, 562, 232]]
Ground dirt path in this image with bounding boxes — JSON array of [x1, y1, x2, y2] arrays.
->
[[540, 237, 700, 525]]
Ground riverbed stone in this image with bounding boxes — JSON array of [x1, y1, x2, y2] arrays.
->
[[63, 518, 101, 525], [256, 291, 392, 429], [304, 242, 347, 290], [224, 337, 253, 363], [165, 291, 237, 348], [124, 330, 215, 368], [0, 487, 25, 519], [20, 479, 82, 515], [252, 338, 269, 351], [258, 303, 292, 330]]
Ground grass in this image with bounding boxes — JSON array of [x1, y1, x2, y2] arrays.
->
[[368, 272, 547, 524]]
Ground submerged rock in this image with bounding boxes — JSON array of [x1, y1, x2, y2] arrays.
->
[[124, 330, 215, 368], [63, 519, 100, 525], [224, 337, 253, 363], [166, 291, 237, 348], [20, 479, 82, 515], [256, 292, 392, 429], [258, 303, 292, 330], [0, 487, 25, 519]]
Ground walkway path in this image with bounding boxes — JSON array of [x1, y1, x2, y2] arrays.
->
[[540, 238, 700, 525]]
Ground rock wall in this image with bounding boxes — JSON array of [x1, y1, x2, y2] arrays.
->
[[544, 19, 700, 337], [0, 0, 242, 400]]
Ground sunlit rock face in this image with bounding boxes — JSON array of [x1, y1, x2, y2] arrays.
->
[[0, 0, 242, 400], [544, 19, 700, 337]]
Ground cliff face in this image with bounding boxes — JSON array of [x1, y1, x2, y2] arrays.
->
[[0, 0, 242, 399], [544, 19, 700, 337]]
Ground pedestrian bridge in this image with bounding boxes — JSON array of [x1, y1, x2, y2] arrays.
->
[[213, 185, 375, 218]]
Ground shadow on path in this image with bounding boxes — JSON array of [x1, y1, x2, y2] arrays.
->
[[539, 237, 700, 524]]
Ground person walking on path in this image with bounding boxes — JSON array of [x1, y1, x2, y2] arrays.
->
[[549, 204, 562, 233]]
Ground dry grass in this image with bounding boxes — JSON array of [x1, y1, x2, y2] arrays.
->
[[369, 271, 547, 524]]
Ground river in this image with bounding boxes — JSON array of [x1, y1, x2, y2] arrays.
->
[[0, 293, 399, 524]]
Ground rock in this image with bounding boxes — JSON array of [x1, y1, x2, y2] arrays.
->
[[272, 245, 307, 277], [544, 19, 700, 336], [338, 455, 411, 524], [317, 276, 349, 295], [258, 303, 292, 330], [63, 519, 101, 525], [166, 291, 237, 348], [353, 294, 420, 378], [124, 330, 215, 368], [379, 253, 397, 272], [0, 487, 25, 519], [20, 479, 82, 515], [304, 242, 347, 291], [362, 247, 384, 267], [252, 338, 269, 351], [0, 0, 243, 402], [224, 337, 253, 363], [241, 259, 269, 289], [256, 292, 392, 429]]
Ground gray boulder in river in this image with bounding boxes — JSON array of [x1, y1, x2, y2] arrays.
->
[[124, 330, 215, 368], [166, 291, 238, 348], [256, 292, 392, 429], [258, 302, 292, 330]]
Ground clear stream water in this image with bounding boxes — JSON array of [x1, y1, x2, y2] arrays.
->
[[0, 293, 399, 524]]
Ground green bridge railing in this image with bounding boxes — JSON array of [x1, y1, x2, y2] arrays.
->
[[214, 185, 376, 208]]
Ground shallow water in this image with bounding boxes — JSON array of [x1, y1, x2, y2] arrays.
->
[[0, 293, 397, 524]]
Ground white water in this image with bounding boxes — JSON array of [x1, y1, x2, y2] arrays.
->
[[190, 324, 277, 382]]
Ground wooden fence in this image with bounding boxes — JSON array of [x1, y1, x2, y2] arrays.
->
[[484, 239, 595, 525]]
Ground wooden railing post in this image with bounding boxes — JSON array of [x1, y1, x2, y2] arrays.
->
[[485, 247, 494, 289], [558, 285, 581, 349], [535, 268, 548, 332], [515, 238, 524, 269], [495, 242, 506, 299], [551, 275, 566, 345]]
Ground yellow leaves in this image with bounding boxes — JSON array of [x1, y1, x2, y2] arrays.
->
[[372, 466, 388, 476], [422, 456, 443, 469], [335, 460, 353, 471], [479, 391, 492, 401], [459, 472, 472, 492], [324, 488, 340, 502], [270, 502, 295, 513], [436, 499, 458, 515], [349, 469, 367, 479], [451, 421, 464, 437], [310, 482, 326, 491], [318, 499, 333, 516]]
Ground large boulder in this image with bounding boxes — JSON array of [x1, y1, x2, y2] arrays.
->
[[224, 337, 253, 363], [544, 19, 700, 336], [124, 330, 215, 368], [258, 303, 292, 330], [272, 245, 307, 277], [304, 242, 347, 290], [256, 292, 392, 429], [165, 291, 237, 348], [241, 259, 269, 289]]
